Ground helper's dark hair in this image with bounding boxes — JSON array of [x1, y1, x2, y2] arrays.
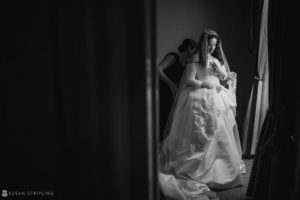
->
[[178, 39, 197, 53]]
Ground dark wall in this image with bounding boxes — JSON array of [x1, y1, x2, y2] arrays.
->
[[157, 0, 255, 126]]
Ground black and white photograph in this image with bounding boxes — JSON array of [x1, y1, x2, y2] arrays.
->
[[1, 0, 300, 200]]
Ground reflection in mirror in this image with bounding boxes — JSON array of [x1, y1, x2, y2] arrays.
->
[[155, 0, 268, 200]]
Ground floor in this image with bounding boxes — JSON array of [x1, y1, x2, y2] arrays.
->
[[215, 159, 254, 200], [159, 159, 254, 200]]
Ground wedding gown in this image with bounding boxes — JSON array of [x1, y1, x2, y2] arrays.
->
[[159, 56, 245, 200]]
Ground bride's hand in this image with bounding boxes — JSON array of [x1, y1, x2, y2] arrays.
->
[[227, 72, 237, 81], [200, 82, 222, 92], [209, 61, 219, 73], [200, 82, 213, 90]]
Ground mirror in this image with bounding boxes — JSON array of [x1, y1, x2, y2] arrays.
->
[[156, 1, 258, 199]]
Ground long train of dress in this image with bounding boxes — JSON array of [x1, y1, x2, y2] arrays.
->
[[159, 58, 245, 200]]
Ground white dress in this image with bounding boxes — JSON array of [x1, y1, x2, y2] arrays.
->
[[159, 56, 245, 200]]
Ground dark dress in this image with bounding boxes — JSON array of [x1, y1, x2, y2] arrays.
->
[[159, 52, 184, 142]]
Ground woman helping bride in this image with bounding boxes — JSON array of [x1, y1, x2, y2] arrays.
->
[[159, 29, 246, 200]]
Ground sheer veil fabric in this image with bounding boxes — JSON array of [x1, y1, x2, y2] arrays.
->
[[159, 29, 245, 200]]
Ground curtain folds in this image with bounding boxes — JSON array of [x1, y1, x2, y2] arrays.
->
[[0, 1, 156, 200], [247, 0, 300, 199], [242, 0, 269, 157]]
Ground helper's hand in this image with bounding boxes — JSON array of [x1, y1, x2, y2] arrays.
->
[[169, 83, 178, 96]]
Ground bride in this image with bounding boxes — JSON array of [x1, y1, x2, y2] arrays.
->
[[159, 29, 245, 200]]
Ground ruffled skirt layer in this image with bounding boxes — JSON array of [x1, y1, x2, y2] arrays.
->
[[160, 86, 244, 199]]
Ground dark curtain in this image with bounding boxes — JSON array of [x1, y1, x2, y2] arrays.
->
[[242, 0, 264, 158], [0, 1, 157, 200], [248, 0, 264, 53], [247, 0, 300, 200]]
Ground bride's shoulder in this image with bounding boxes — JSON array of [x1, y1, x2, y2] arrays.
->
[[186, 53, 200, 64]]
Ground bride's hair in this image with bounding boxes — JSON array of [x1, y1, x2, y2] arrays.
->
[[197, 29, 224, 66], [208, 35, 224, 65]]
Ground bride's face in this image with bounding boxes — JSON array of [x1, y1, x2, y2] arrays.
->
[[208, 38, 217, 54]]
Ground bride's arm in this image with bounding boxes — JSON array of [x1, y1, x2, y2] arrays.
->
[[186, 63, 212, 88], [186, 63, 203, 88]]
